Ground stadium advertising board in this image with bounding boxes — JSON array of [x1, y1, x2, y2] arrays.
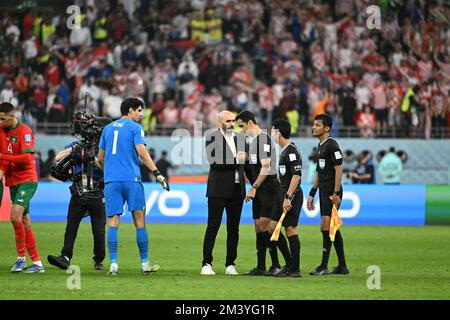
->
[[0, 183, 429, 226]]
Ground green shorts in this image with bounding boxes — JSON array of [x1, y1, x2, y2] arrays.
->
[[9, 182, 38, 215]]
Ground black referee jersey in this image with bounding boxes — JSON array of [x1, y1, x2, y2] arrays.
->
[[245, 131, 278, 185], [316, 137, 343, 186], [278, 142, 302, 190]]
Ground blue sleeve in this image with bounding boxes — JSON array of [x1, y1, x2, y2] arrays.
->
[[65, 140, 77, 149], [99, 129, 106, 151], [133, 123, 146, 146]]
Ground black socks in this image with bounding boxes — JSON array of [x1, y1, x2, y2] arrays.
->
[[276, 231, 292, 267], [287, 234, 300, 272], [263, 231, 281, 268], [333, 230, 347, 267], [320, 230, 332, 269], [256, 232, 266, 270]]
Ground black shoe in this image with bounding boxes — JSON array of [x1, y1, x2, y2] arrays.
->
[[94, 261, 104, 271], [243, 267, 266, 276], [47, 255, 70, 270], [273, 266, 291, 277], [309, 266, 330, 276], [330, 266, 349, 275], [285, 270, 302, 278], [264, 265, 282, 276]]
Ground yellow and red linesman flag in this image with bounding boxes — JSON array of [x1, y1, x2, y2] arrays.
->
[[270, 211, 287, 241], [329, 201, 343, 242]]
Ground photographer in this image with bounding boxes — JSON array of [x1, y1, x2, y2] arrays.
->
[[47, 112, 110, 270]]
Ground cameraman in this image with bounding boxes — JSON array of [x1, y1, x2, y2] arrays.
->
[[47, 140, 106, 270]]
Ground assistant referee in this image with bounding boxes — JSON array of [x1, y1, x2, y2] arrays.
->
[[307, 114, 349, 276]]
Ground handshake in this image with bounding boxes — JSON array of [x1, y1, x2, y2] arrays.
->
[[153, 170, 170, 191]]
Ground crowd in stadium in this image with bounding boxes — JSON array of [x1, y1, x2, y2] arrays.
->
[[0, 0, 450, 139]]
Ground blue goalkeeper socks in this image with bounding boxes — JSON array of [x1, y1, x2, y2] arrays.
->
[[107, 226, 118, 264], [136, 227, 149, 263]]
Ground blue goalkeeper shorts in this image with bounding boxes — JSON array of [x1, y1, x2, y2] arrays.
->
[[104, 181, 146, 217]]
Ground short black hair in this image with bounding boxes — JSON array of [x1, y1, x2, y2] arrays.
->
[[389, 146, 396, 153], [236, 110, 257, 124], [120, 97, 145, 116], [272, 118, 291, 139], [314, 113, 333, 129], [162, 150, 168, 156], [0, 102, 14, 113]]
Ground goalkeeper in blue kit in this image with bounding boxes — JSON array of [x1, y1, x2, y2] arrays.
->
[[98, 97, 170, 275]]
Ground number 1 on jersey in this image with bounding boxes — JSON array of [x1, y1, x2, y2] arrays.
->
[[112, 130, 119, 155]]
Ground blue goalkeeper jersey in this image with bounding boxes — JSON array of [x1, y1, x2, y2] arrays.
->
[[99, 118, 146, 183]]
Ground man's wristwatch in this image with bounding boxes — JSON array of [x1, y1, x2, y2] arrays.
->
[[284, 194, 293, 200], [334, 190, 341, 196], [252, 183, 258, 190]]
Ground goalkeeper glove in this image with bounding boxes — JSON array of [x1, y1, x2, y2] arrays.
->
[[153, 170, 170, 191]]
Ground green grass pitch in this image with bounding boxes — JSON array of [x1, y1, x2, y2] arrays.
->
[[0, 222, 449, 300]]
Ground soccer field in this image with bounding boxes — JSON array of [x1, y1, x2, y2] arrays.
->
[[0, 222, 449, 300]]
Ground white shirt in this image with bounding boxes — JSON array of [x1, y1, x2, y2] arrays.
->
[[70, 27, 92, 47], [22, 39, 37, 60], [103, 95, 123, 119], [221, 129, 240, 183], [0, 88, 14, 103]]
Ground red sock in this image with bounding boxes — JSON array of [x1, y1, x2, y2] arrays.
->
[[25, 227, 41, 262], [13, 221, 26, 258]]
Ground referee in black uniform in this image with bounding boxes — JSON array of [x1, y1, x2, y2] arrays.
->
[[307, 114, 349, 275], [271, 119, 303, 277], [236, 111, 291, 276]]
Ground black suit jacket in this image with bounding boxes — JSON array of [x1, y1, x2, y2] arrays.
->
[[205, 129, 246, 198]]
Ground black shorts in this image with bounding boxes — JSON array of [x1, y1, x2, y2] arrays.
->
[[252, 178, 280, 220], [319, 184, 343, 217], [374, 109, 388, 123], [272, 187, 303, 227]]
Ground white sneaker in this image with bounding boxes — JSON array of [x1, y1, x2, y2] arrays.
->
[[200, 263, 216, 275], [142, 261, 160, 274], [225, 265, 239, 275], [108, 263, 118, 276]]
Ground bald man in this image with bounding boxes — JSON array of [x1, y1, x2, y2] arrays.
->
[[201, 111, 247, 275]]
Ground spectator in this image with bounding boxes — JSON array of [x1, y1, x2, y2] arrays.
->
[[34, 151, 44, 180], [0, 80, 14, 103], [160, 100, 180, 134], [69, 19, 92, 48], [42, 149, 56, 180], [351, 152, 374, 184], [356, 105, 376, 138], [372, 77, 388, 137], [339, 80, 357, 126], [102, 87, 123, 120], [155, 150, 175, 181], [181, 98, 200, 131], [47, 96, 66, 123]]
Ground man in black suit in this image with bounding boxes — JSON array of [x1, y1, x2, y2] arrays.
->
[[201, 110, 246, 276]]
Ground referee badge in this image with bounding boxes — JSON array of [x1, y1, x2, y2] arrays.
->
[[319, 159, 326, 169], [279, 165, 286, 176]]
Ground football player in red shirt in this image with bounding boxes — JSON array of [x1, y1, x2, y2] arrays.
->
[[0, 102, 43, 273]]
